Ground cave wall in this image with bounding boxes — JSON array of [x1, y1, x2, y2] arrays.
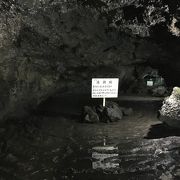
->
[[0, 0, 180, 120]]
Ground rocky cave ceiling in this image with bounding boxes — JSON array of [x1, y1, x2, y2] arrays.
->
[[0, 0, 180, 120]]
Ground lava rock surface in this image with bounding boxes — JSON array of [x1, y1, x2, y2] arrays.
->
[[0, 0, 180, 120], [160, 87, 180, 128], [82, 101, 132, 123]]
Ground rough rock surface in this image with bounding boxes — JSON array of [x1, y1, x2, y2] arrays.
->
[[82, 102, 130, 123], [0, 106, 180, 180], [103, 102, 123, 122], [0, 1, 180, 120], [82, 106, 99, 123], [152, 86, 167, 96], [160, 87, 180, 128]]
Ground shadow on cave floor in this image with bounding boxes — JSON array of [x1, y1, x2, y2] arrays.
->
[[145, 123, 180, 139], [1, 94, 180, 180]]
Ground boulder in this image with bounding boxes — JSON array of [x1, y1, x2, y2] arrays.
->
[[95, 105, 105, 122], [159, 87, 180, 128], [104, 106, 123, 122], [82, 106, 99, 123], [101, 102, 123, 122], [82, 102, 124, 123]]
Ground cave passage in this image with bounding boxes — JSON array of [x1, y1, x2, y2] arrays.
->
[[1, 0, 180, 180]]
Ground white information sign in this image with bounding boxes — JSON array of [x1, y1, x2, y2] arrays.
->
[[91, 78, 119, 98], [147, 80, 153, 87]]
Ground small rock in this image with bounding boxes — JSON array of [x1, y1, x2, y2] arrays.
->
[[152, 86, 167, 96], [6, 153, 18, 163], [52, 156, 59, 163], [159, 172, 173, 180], [120, 107, 133, 116], [174, 168, 180, 177]]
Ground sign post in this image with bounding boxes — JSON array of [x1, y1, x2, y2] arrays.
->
[[103, 97, 106, 107], [91, 78, 119, 107]]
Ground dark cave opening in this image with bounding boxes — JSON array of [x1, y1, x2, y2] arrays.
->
[[141, 60, 180, 87], [149, 63, 180, 87], [123, 5, 145, 23]]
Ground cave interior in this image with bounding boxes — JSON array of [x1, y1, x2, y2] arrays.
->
[[0, 0, 180, 180]]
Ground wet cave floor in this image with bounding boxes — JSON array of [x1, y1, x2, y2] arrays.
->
[[0, 96, 180, 180]]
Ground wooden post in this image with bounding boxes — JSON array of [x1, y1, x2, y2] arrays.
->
[[103, 97, 106, 107]]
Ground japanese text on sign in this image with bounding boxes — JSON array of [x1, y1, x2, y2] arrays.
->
[[91, 78, 119, 98]]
